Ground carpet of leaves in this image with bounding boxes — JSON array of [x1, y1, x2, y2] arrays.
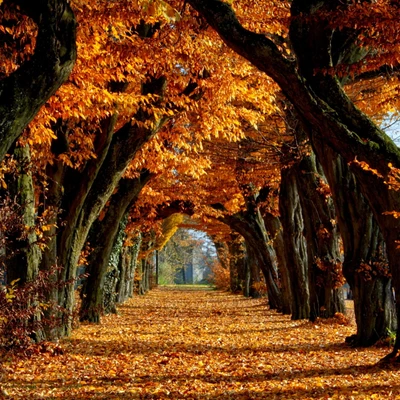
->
[[2, 287, 400, 399]]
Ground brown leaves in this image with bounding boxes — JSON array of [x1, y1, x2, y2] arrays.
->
[[2, 287, 399, 399]]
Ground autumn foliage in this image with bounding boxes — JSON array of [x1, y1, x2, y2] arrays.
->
[[0, 266, 78, 352], [208, 261, 230, 291], [1, 288, 399, 399], [3, 0, 400, 389]]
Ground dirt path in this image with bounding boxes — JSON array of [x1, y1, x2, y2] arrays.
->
[[2, 287, 400, 399]]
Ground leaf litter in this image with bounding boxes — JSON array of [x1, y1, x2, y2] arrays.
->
[[1, 287, 400, 399]]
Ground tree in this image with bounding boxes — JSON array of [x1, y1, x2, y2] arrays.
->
[[24, 0, 209, 336], [80, 170, 153, 322], [186, 0, 400, 359], [263, 212, 292, 315], [5, 145, 41, 286], [0, 0, 76, 161], [158, 228, 214, 285]]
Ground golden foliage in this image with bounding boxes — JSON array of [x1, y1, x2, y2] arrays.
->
[[154, 213, 184, 250], [208, 261, 230, 290]]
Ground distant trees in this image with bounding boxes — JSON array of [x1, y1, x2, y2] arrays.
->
[[158, 229, 214, 285]]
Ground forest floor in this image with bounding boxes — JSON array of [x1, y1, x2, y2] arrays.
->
[[1, 287, 400, 399]]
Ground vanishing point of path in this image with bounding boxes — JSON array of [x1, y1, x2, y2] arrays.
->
[[2, 287, 400, 399]]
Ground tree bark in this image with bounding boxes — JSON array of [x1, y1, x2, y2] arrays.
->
[[6, 144, 44, 341], [213, 240, 230, 271], [242, 254, 251, 298], [279, 166, 310, 319], [263, 213, 292, 315], [80, 170, 152, 322], [116, 246, 134, 303], [139, 258, 152, 295], [120, 233, 142, 300], [6, 144, 41, 285], [312, 140, 397, 346], [0, 0, 76, 161], [295, 151, 345, 320], [223, 210, 282, 308], [242, 240, 262, 299], [227, 235, 245, 293]]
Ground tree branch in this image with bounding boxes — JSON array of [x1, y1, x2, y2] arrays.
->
[[0, 0, 77, 161]]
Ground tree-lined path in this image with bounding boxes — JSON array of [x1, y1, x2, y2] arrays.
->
[[2, 287, 400, 399]]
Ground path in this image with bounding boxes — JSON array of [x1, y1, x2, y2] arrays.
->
[[2, 287, 400, 399]]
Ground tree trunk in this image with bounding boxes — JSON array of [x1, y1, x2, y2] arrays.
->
[[295, 150, 345, 320], [6, 144, 43, 341], [155, 250, 159, 286], [116, 246, 133, 303], [243, 241, 262, 298], [41, 114, 118, 333], [103, 267, 119, 315], [228, 212, 282, 308], [6, 144, 41, 285], [213, 189, 282, 307], [279, 166, 310, 319], [243, 252, 251, 298], [227, 235, 245, 293], [312, 140, 396, 346], [236, 216, 282, 310], [0, 0, 76, 161], [213, 240, 230, 270], [123, 234, 142, 299], [80, 171, 152, 322], [139, 258, 152, 295], [263, 213, 292, 315]]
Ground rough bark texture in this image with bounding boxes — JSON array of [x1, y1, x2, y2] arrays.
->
[[312, 140, 397, 346], [39, 114, 119, 314], [139, 258, 152, 295], [242, 254, 251, 298], [221, 209, 282, 308], [295, 151, 345, 320], [187, 0, 400, 359], [6, 144, 41, 285], [227, 235, 245, 293], [80, 170, 152, 322], [279, 166, 310, 319], [263, 213, 292, 315], [213, 240, 230, 271], [116, 235, 141, 303], [5, 145, 44, 341], [0, 0, 76, 161], [242, 240, 262, 299], [212, 236, 245, 292]]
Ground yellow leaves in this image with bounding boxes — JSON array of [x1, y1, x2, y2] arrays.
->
[[143, 0, 181, 22], [385, 162, 400, 191], [2, 288, 399, 398], [5, 279, 19, 303], [224, 193, 244, 213], [351, 158, 383, 178], [154, 214, 184, 250], [78, 243, 93, 266]]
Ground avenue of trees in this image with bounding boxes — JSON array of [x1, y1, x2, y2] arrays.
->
[[1, 0, 400, 362]]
